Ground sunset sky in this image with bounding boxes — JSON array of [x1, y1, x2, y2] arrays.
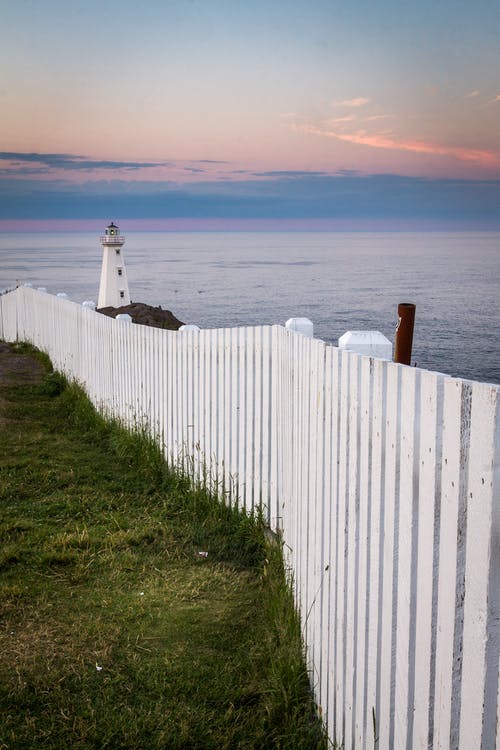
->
[[1, 0, 499, 228]]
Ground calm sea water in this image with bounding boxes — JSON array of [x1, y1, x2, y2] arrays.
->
[[0, 231, 499, 384]]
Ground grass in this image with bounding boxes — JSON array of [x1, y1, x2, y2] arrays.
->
[[0, 342, 327, 750]]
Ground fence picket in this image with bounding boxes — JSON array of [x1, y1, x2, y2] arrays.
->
[[335, 348, 351, 744], [345, 352, 361, 750], [434, 378, 472, 749], [394, 366, 420, 748], [412, 370, 444, 748], [353, 355, 373, 747], [365, 358, 387, 747], [459, 382, 500, 749], [378, 362, 402, 747]]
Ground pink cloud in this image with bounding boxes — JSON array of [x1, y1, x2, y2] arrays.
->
[[334, 97, 371, 107], [299, 124, 500, 167], [328, 114, 357, 124]]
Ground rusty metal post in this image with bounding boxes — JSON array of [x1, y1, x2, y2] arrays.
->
[[394, 303, 416, 365]]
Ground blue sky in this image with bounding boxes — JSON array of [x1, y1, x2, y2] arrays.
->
[[1, 0, 499, 227]]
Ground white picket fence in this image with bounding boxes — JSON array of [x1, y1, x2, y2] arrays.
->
[[1, 285, 499, 749]]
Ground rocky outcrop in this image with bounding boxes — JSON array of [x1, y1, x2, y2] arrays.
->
[[97, 302, 184, 330]]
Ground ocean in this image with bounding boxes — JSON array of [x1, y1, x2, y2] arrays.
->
[[0, 231, 499, 385]]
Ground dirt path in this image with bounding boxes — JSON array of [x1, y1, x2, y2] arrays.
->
[[0, 342, 46, 426], [0, 342, 46, 385]]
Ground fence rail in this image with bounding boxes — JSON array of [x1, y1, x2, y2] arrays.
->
[[1, 286, 499, 749]]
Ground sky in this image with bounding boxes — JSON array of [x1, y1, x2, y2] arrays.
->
[[1, 0, 499, 229]]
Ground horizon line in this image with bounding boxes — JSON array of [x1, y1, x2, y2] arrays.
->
[[1, 217, 500, 233]]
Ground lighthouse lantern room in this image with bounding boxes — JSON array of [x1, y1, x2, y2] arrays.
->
[[97, 222, 131, 308]]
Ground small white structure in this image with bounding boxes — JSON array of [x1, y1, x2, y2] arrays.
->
[[285, 317, 314, 338], [338, 330, 392, 359], [97, 222, 131, 309], [179, 324, 201, 332]]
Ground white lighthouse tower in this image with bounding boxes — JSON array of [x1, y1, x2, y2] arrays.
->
[[97, 222, 131, 308]]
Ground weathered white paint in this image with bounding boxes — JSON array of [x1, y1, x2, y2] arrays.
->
[[338, 330, 393, 359], [1, 285, 499, 750], [459, 383, 500, 749], [97, 222, 131, 308], [412, 370, 443, 748]]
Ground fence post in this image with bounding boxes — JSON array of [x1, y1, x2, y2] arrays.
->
[[394, 303, 416, 365], [285, 317, 314, 338], [179, 324, 201, 332], [338, 330, 392, 359]]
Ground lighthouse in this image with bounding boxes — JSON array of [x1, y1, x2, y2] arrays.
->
[[97, 222, 131, 308]]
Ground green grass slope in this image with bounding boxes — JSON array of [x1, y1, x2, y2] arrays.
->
[[0, 342, 326, 750]]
